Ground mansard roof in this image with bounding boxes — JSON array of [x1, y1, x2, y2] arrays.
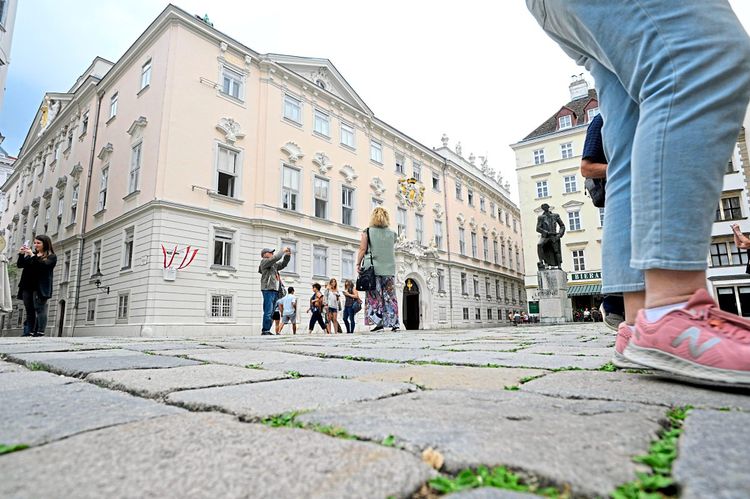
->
[[522, 89, 599, 141]]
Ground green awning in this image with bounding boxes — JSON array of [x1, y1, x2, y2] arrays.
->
[[567, 284, 602, 296]]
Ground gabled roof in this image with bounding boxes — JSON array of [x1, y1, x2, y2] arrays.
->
[[522, 89, 598, 141], [18, 93, 75, 158], [266, 54, 373, 116]]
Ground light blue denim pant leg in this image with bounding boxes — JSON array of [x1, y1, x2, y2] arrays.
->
[[261, 290, 278, 332], [526, 0, 750, 280]]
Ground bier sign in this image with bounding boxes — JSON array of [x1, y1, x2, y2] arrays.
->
[[570, 271, 601, 281]]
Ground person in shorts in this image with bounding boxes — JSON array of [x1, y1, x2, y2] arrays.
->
[[277, 287, 298, 335]]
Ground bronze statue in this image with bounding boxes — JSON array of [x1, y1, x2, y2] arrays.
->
[[536, 203, 565, 269]]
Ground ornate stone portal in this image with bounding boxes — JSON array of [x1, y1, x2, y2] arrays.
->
[[537, 269, 573, 324], [394, 235, 440, 329]]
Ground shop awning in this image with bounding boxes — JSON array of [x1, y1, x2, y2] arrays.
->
[[567, 284, 602, 296]]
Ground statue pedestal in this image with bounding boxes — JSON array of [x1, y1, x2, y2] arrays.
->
[[537, 269, 573, 324]]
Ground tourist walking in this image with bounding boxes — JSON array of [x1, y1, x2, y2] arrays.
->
[[358, 207, 399, 332], [526, 0, 750, 385], [16, 235, 57, 337], [342, 279, 361, 334], [307, 283, 326, 334], [277, 287, 298, 335], [324, 278, 342, 334], [258, 247, 291, 335]]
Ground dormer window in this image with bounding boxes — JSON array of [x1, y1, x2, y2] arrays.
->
[[587, 107, 600, 121], [558, 115, 572, 130]]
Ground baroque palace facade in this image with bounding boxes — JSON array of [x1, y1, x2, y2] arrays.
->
[[0, 5, 524, 337]]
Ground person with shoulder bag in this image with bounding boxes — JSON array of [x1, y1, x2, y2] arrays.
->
[[342, 279, 361, 334], [17, 235, 57, 337], [307, 283, 326, 334], [357, 207, 399, 332]]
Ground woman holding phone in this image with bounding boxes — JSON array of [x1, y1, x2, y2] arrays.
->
[[17, 235, 57, 337]]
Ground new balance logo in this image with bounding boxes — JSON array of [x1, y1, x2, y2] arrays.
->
[[671, 327, 721, 358]]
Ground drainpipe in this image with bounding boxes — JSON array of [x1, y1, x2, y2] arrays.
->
[[70, 93, 103, 337], [441, 157, 454, 329]]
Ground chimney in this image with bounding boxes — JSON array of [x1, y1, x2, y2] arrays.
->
[[569, 74, 589, 100]]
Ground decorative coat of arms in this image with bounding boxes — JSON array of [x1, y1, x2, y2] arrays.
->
[[397, 178, 425, 210]]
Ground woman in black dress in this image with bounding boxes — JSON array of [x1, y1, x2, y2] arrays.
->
[[17, 235, 57, 337]]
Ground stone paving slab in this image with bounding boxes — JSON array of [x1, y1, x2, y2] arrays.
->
[[0, 370, 77, 391], [356, 364, 547, 391], [157, 348, 314, 366], [167, 377, 414, 420], [417, 350, 608, 369], [0, 341, 105, 354], [300, 389, 663, 497], [7, 349, 201, 377], [116, 341, 215, 352], [0, 412, 434, 499], [261, 357, 406, 379], [86, 364, 288, 398], [0, 359, 25, 372], [673, 409, 750, 499], [0, 380, 182, 446], [521, 371, 750, 411], [522, 344, 615, 357], [308, 347, 432, 362]]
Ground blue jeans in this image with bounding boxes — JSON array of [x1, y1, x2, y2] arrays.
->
[[343, 305, 356, 333], [527, 0, 750, 293], [261, 290, 278, 332]]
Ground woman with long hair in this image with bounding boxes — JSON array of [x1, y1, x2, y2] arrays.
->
[[357, 207, 399, 331], [342, 279, 361, 334], [324, 278, 341, 334], [17, 235, 57, 337]]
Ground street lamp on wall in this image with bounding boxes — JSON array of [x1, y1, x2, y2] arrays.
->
[[91, 270, 110, 294]]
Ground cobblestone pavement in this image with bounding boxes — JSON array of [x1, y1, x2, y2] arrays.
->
[[1, 324, 748, 498]]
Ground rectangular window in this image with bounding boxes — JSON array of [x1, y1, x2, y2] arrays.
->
[[56, 194, 64, 229], [572, 249, 586, 271], [87, 298, 96, 323], [483, 235, 489, 261], [340, 122, 355, 148], [467, 189, 474, 206], [370, 197, 383, 211], [461, 272, 467, 295], [395, 153, 405, 174], [284, 94, 302, 123], [564, 175, 578, 193], [493, 240, 499, 264], [731, 242, 749, 266], [63, 251, 71, 282], [97, 167, 108, 211], [221, 66, 243, 100], [412, 161, 422, 182], [280, 240, 297, 274], [533, 149, 545, 165], [211, 294, 233, 318], [434, 220, 443, 249], [490, 202, 496, 218], [455, 180, 462, 200], [475, 308, 481, 320], [370, 140, 383, 163], [313, 245, 328, 277], [473, 276, 479, 297], [711, 243, 730, 267], [122, 227, 134, 270], [282, 165, 300, 211], [216, 145, 239, 198], [480, 197, 486, 212], [487, 308, 493, 320], [561, 142, 573, 159], [432, 171, 440, 191], [313, 109, 330, 137], [463, 307, 469, 320], [314, 177, 329, 219], [485, 277, 491, 298], [91, 240, 102, 276], [536, 180, 549, 198], [397, 208, 407, 237], [81, 112, 89, 135], [508, 245, 513, 269], [558, 115, 572, 129], [129, 143, 142, 194], [495, 279, 500, 299], [70, 184, 79, 224], [43, 204, 50, 233], [513, 219, 518, 233], [140, 59, 152, 89], [599, 207, 605, 227], [720, 197, 742, 221], [66, 129, 74, 151], [342, 186, 354, 226], [471, 232, 477, 258], [587, 108, 600, 121], [109, 93, 118, 119], [117, 293, 130, 321], [726, 159, 736, 174], [213, 229, 234, 268], [341, 250, 355, 280], [568, 211, 582, 231], [459, 228, 466, 255], [516, 248, 522, 271], [415, 214, 424, 244], [437, 268, 445, 292]]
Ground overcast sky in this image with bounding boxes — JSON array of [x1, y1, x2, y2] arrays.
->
[[2, 1, 750, 202]]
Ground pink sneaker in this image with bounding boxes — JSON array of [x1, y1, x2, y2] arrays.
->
[[612, 322, 643, 369], [625, 289, 750, 386]]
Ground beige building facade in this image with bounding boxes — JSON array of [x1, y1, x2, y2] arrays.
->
[[0, 6, 524, 337], [512, 78, 602, 315]]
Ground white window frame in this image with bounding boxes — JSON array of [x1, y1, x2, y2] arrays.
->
[[473, 276, 479, 297], [461, 272, 467, 295], [563, 175, 578, 193], [129, 142, 142, 194], [220, 65, 244, 101], [415, 214, 424, 245], [370, 197, 383, 211], [212, 228, 236, 269], [412, 161, 422, 182], [490, 202, 496, 218], [280, 239, 298, 275], [97, 166, 109, 212], [467, 189, 474, 206], [109, 93, 118, 119], [397, 208, 407, 237], [140, 59, 152, 90], [434, 220, 443, 249], [283, 94, 302, 124], [370, 140, 383, 164], [313, 245, 328, 278], [432, 171, 440, 191], [471, 231, 478, 258], [70, 184, 79, 224], [281, 164, 301, 212], [86, 298, 97, 323], [395, 153, 405, 174], [459, 228, 466, 255], [455, 180, 462, 200], [91, 239, 102, 276], [483, 235, 489, 261], [558, 114, 572, 129], [342, 186, 355, 226], [341, 249, 355, 281], [313, 109, 330, 137], [313, 176, 330, 219], [117, 292, 130, 323], [493, 239, 499, 264], [437, 268, 445, 292], [572, 249, 586, 271], [568, 210, 582, 231], [215, 143, 241, 199], [122, 226, 135, 271], [208, 292, 235, 322], [587, 107, 600, 121], [62, 251, 72, 282], [533, 149, 545, 165], [480, 196, 486, 212], [340, 121, 355, 148], [561, 142, 574, 159]]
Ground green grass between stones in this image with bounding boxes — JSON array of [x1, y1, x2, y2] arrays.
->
[[612, 406, 692, 499], [26, 361, 47, 371], [0, 443, 29, 455], [429, 466, 562, 497], [261, 411, 356, 440]]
